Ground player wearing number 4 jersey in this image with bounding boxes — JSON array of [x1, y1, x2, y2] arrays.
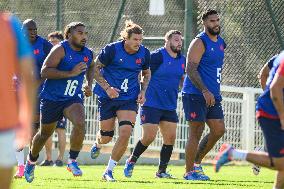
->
[[182, 9, 226, 181], [24, 22, 95, 183], [91, 20, 151, 182]]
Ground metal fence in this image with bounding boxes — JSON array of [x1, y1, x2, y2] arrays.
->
[[60, 86, 263, 159]]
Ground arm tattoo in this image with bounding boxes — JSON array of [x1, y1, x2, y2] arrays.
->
[[187, 61, 207, 92], [141, 70, 151, 93], [94, 58, 110, 91]]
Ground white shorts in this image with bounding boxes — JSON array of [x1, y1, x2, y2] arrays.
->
[[0, 130, 16, 168]]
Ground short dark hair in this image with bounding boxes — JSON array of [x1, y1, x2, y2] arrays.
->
[[48, 31, 64, 41], [165, 30, 182, 41], [120, 20, 143, 40], [201, 9, 219, 21], [64, 22, 85, 39]]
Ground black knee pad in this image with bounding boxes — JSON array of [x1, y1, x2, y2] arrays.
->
[[119, 120, 135, 128], [100, 130, 114, 137]]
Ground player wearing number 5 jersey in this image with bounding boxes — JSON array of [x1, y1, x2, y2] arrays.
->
[[24, 22, 95, 183], [182, 9, 226, 181], [91, 20, 151, 182]]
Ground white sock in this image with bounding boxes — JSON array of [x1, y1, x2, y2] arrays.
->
[[231, 149, 248, 161], [106, 158, 117, 172], [68, 158, 76, 164], [194, 163, 200, 167], [15, 150, 25, 166]]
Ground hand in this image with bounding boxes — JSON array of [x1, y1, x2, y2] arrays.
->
[[83, 85, 92, 97], [202, 89, 215, 107], [137, 91, 146, 104], [70, 62, 87, 77], [106, 87, 120, 99]]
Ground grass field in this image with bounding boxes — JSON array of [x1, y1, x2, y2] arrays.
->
[[12, 165, 274, 189]]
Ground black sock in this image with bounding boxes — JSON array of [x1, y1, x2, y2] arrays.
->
[[129, 140, 148, 163], [69, 150, 80, 160], [29, 151, 39, 162], [158, 144, 173, 173]]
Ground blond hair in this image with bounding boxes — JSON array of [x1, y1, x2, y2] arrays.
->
[[120, 20, 143, 40]]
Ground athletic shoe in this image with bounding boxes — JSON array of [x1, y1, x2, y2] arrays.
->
[[124, 159, 135, 177], [90, 143, 101, 159], [184, 171, 208, 181], [193, 165, 210, 180], [39, 159, 53, 166], [102, 170, 116, 182], [67, 160, 82, 176], [14, 165, 25, 178], [155, 171, 176, 179], [214, 143, 233, 172], [24, 161, 35, 183], [54, 159, 64, 167]]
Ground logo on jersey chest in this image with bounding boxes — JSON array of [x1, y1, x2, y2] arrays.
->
[[84, 56, 89, 62], [136, 58, 142, 64], [220, 45, 224, 51], [34, 49, 40, 55]]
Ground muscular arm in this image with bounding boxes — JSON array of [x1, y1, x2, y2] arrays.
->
[[94, 56, 110, 91], [270, 73, 284, 119], [258, 63, 270, 90], [186, 38, 208, 92], [41, 46, 73, 79], [140, 69, 151, 93], [86, 52, 96, 87]]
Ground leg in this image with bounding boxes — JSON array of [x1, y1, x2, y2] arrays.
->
[[96, 118, 116, 146], [45, 137, 53, 161], [129, 123, 158, 163], [30, 122, 57, 160], [63, 103, 85, 160], [195, 119, 225, 164], [111, 110, 136, 162], [90, 118, 115, 159], [185, 121, 205, 173], [124, 106, 160, 178], [124, 123, 158, 178], [158, 121, 176, 174], [56, 128, 66, 161]]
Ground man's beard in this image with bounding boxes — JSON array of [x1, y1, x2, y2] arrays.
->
[[208, 26, 221, 35]]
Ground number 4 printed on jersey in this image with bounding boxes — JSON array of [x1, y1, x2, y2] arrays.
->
[[121, 78, 128, 92]]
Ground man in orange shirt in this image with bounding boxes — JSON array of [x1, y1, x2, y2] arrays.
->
[[0, 12, 35, 189]]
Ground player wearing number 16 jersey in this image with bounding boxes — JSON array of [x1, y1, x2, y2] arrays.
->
[[182, 9, 226, 181], [24, 22, 95, 183], [91, 20, 151, 182]]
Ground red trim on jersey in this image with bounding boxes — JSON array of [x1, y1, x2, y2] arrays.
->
[[277, 58, 284, 76], [256, 109, 279, 119]]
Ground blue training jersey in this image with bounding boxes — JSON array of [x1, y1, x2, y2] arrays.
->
[[256, 52, 284, 119], [182, 31, 226, 100], [40, 40, 93, 101], [31, 35, 53, 80], [94, 41, 150, 100], [143, 47, 185, 110]]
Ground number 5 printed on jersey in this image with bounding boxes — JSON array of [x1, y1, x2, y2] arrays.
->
[[217, 68, 222, 83]]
